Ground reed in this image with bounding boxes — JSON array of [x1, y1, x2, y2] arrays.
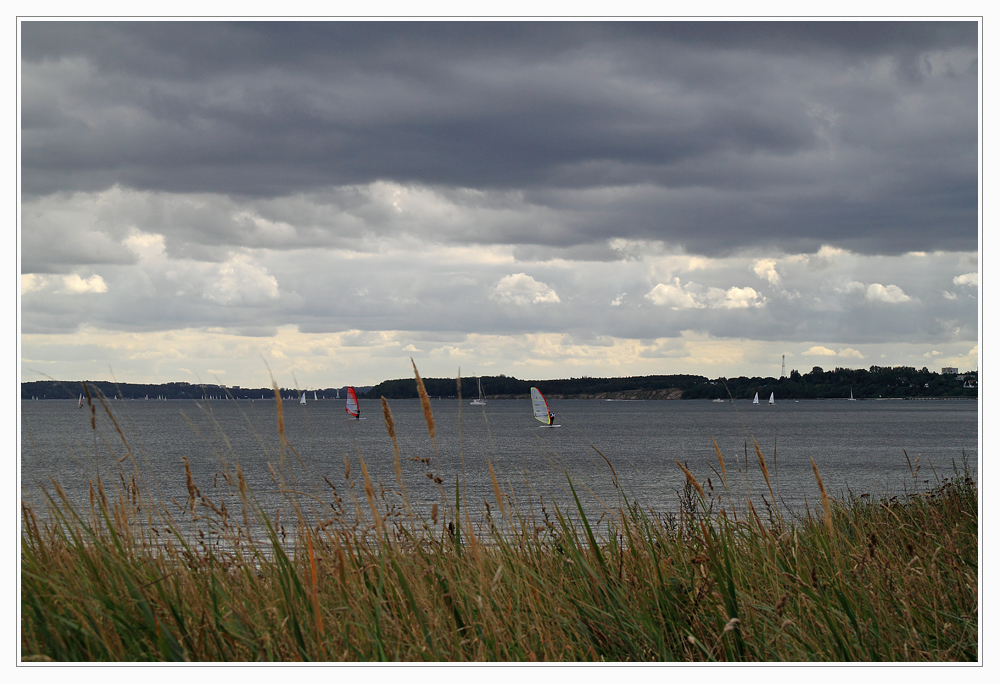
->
[[20, 375, 979, 662]]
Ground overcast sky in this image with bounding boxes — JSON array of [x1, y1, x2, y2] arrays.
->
[[19, 20, 980, 388]]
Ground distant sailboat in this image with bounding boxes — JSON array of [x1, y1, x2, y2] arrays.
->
[[300, 392, 307, 405], [768, 392, 775, 405], [530, 387, 559, 427], [336, 388, 340, 399], [314, 392, 318, 401], [848, 388, 856, 401], [78, 394, 84, 409], [753, 392, 759, 405], [470, 377, 487, 406], [346, 387, 363, 420]]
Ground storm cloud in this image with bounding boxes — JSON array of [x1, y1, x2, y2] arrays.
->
[[19, 21, 979, 385]]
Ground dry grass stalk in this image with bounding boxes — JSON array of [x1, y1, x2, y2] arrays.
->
[[712, 437, 727, 489], [810, 457, 834, 537], [381, 397, 406, 496], [753, 438, 776, 504], [307, 531, 323, 639], [675, 460, 706, 499], [411, 358, 436, 449], [488, 459, 506, 516], [359, 455, 382, 534]]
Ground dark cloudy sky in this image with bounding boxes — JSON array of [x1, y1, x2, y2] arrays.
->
[[19, 20, 980, 387]]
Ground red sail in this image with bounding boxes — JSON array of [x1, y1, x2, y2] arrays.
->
[[346, 387, 360, 418]]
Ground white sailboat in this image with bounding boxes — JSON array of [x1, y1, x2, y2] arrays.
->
[[314, 392, 318, 401], [470, 378, 487, 406], [768, 392, 775, 405], [848, 388, 856, 401], [78, 394, 84, 409], [530, 387, 559, 427], [753, 392, 759, 404], [300, 392, 307, 405]]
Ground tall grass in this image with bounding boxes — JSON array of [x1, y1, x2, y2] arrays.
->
[[20, 368, 979, 662]]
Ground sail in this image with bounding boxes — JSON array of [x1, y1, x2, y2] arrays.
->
[[471, 377, 487, 405], [753, 392, 759, 404], [530, 387, 552, 424], [300, 393, 307, 405], [768, 392, 775, 405], [346, 387, 360, 418]]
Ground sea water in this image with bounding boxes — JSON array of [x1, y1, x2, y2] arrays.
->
[[20, 397, 979, 532]]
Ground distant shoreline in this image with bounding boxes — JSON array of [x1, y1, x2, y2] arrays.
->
[[21, 369, 978, 403]]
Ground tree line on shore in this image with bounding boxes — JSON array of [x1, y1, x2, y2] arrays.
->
[[21, 365, 977, 402], [367, 365, 977, 400]]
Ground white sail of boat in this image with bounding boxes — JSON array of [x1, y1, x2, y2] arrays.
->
[[78, 394, 84, 409], [314, 392, 318, 401], [470, 377, 487, 406], [336, 388, 340, 399], [346, 387, 362, 420], [530, 387, 559, 427], [300, 392, 307, 405], [768, 392, 775, 405], [849, 388, 856, 401], [753, 392, 759, 404]]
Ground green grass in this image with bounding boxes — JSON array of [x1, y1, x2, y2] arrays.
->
[[20, 372, 979, 662]]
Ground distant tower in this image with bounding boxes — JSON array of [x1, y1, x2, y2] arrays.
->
[[781, 355, 786, 379]]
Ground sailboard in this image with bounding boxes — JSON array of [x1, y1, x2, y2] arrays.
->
[[530, 387, 560, 427], [346, 387, 364, 420]]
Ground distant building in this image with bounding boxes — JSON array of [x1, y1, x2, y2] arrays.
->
[[942, 367, 959, 375]]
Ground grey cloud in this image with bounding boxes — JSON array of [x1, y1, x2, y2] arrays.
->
[[21, 21, 977, 257]]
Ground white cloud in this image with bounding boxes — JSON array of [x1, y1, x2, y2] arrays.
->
[[645, 279, 703, 309], [203, 254, 280, 305], [753, 259, 781, 285], [492, 273, 560, 305], [805, 345, 838, 356], [804, 345, 863, 359], [706, 286, 764, 309], [21, 274, 46, 294], [865, 283, 911, 303], [610, 293, 626, 307], [62, 273, 108, 294], [953, 272, 978, 287], [942, 290, 958, 300]]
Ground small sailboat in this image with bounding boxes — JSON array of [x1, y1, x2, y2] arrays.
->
[[530, 387, 559, 427], [470, 377, 487, 406], [768, 392, 775, 405], [848, 388, 856, 401], [336, 388, 340, 399], [346, 387, 364, 420], [753, 392, 759, 404], [78, 394, 84, 408], [314, 392, 318, 401], [300, 392, 307, 405]]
